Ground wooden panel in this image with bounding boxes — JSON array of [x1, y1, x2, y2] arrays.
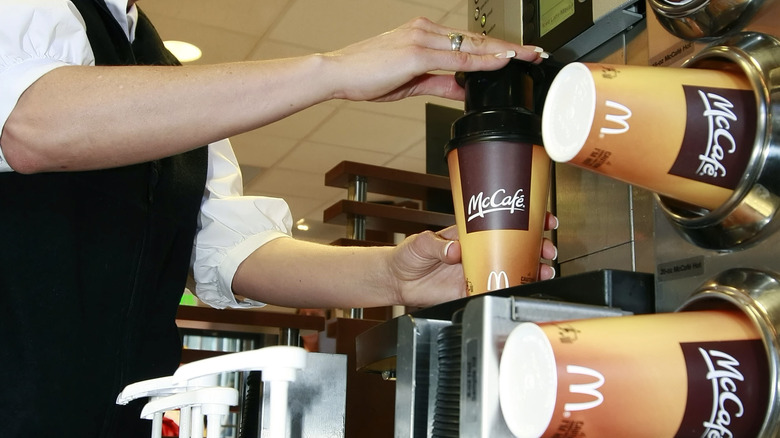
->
[[179, 348, 227, 363], [329, 238, 396, 247], [325, 160, 451, 200], [323, 200, 455, 234], [176, 306, 326, 333]]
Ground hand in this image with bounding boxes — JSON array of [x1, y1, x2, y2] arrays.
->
[[538, 211, 559, 280], [322, 17, 546, 103], [388, 212, 559, 307]]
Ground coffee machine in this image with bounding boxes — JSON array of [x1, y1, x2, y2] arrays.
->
[[355, 0, 780, 437]]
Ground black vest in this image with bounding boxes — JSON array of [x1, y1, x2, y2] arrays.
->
[[0, 1, 208, 436]]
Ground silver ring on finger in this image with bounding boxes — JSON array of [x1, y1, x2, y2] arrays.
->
[[448, 32, 464, 51]]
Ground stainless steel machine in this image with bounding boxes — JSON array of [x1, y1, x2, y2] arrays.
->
[[356, 271, 654, 438]]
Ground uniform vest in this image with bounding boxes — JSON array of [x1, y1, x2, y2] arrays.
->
[[0, 1, 208, 436]]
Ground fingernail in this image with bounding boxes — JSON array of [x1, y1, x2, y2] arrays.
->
[[550, 266, 556, 279], [495, 50, 516, 59], [553, 216, 560, 230], [553, 246, 558, 261], [444, 240, 455, 258], [534, 47, 551, 59]]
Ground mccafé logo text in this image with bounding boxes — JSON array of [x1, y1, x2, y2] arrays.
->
[[699, 348, 746, 438], [467, 188, 526, 222], [677, 339, 766, 438], [696, 90, 739, 180], [669, 85, 754, 190]]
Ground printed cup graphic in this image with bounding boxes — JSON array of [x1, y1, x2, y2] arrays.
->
[[498, 310, 769, 438], [446, 140, 551, 295], [542, 62, 757, 211]]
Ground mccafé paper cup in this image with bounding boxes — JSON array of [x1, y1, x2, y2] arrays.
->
[[542, 62, 757, 211], [447, 140, 551, 295], [498, 310, 769, 438], [447, 59, 557, 296]]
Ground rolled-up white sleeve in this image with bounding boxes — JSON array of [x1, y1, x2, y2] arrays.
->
[[193, 138, 293, 309], [0, 0, 95, 172]]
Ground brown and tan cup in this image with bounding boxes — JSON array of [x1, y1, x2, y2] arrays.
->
[[446, 60, 557, 296], [542, 62, 757, 211], [498, 310, 769, 438], [447, 140, 551, 295]]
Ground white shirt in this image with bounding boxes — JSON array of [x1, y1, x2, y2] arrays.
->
[[0, 0, 293, 308]]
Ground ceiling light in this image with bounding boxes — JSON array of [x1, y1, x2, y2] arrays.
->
[[296, 219, 310, 232], [164, 40, 202, 63]]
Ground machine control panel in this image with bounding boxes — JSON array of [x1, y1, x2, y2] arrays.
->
[[468, 0, 594, 52]]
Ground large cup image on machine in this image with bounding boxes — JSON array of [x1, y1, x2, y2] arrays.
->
[[542, 32, 780, 251]]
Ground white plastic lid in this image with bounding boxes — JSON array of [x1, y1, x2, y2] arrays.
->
[[498, 322, 558, 438], [541, 62, 596, 163]]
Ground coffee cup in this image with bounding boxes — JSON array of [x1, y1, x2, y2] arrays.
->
[[447, 141, 551, 295], [498, 310, 768, 438], [541, 62, 757, 211], [446, 60, 558, 295]]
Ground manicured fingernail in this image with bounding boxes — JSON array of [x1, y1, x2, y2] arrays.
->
[[495, 50, 516, 58], [553, 216, 559, 230], [533, 47, 550, 59], [444, 240, 455, 258], [553, 246, 558, 261], [550, 266, 556, 279]]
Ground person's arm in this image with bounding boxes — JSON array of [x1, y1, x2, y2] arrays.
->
[[231, 217, 559, 309], [194, 145, 557, 310], [1, 17, 544, 174]]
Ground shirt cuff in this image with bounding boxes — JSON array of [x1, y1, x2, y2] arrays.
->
[[194, 230, 291, 309], [0, 143, 10, 173]]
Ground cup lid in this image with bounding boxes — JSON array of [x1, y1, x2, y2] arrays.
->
[[498, 322, 558, 438], [541, 62, 596, 163], [446, 59, 561, 154], [445, 108, 542, 155]]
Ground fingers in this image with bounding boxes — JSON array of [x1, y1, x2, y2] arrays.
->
[[539, 236, 557, 280], [442, 240, 462, 264], [336, 16, 550, 103], [404, 17, 544, 58], [435, 224, 459, 241], [539, 263, 556, 280], [545, 212, 560, 231], [434, 226, 461, 264], [541, 237, 557, 261], [454, 33, 545, 62], [399, 17, 547, 69]]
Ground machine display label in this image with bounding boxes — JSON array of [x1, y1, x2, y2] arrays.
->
[[540, 0, 575, 37], [657, 256, 705, 281]]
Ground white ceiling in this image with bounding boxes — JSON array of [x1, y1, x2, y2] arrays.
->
[[140, 0, 468, 243]]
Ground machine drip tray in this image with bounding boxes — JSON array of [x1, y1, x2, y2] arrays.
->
[[413, 268, 655, 321]]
